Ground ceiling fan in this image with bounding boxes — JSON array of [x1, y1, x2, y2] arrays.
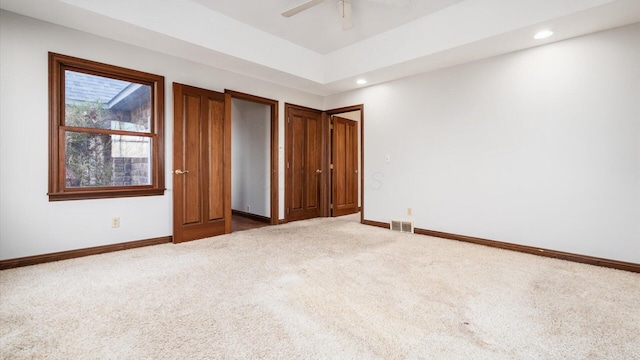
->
[[281, 0, 411, 31]]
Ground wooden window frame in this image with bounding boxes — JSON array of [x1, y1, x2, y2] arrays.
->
[[48, 52, 165, 201]]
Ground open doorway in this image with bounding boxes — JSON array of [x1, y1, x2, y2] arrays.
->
[[227, 90, 278, 232]]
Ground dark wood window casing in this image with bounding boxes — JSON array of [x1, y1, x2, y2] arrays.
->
[[48, 52, 165, 201]]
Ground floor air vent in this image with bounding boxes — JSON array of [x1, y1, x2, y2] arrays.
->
[[390, 220, 414, 233]]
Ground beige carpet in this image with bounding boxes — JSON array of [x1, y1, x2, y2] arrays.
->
[[1, 216, 639, 359]]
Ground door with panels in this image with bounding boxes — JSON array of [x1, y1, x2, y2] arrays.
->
[[285, 106, 323, 222], [173, 83, 231, 243], [332, 116, 358, 217]]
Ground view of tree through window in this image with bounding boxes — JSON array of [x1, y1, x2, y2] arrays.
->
[[64, 71, 152, 188], [49, 53, 164, 201]]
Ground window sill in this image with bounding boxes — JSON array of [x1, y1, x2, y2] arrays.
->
[[48, 188, 165, 201]]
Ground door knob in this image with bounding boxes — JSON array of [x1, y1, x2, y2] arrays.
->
[[174, 169, 189, 175], [316, 169, 322, 174]]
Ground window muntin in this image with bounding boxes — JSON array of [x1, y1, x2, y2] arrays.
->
[[49, 53, 164, 201]]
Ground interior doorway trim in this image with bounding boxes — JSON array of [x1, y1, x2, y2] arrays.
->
[[225, 89, 279, 225], [325, 104, 364, 224]]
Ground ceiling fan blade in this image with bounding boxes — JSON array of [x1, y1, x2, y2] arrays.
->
[[281, 0, 325, 17], [338, 0, 354, 30]]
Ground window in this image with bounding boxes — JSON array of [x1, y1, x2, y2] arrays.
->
[[48, 53, 165, 201]]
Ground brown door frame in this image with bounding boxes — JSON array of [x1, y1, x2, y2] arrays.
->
[[225, 90, 279, 225], [284, 103, 329, 223], [325, 105, 364, 224], [283, 103, 364, 224]]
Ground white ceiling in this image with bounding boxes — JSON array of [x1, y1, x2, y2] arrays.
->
[[1, 0, 639, 96], [191, 0, 464, 54]]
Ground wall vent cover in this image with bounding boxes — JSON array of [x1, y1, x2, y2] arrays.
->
[[390, 220, 414, 233]]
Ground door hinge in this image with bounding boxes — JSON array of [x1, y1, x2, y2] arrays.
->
[[287, 208, 290, 214], [330, 204, 333, 209], [287, 116, 290, 124], [287, 162, 290, 169], [330, 164, 334, 170], [330, 123, 333, 130]]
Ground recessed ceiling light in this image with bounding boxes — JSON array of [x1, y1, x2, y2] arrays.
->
[[356, 79, 367, 85], [534, 30, 554, 40]]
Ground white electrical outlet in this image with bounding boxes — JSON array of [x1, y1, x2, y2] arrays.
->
[[407, 208, 412, 216], [246, 205, 250, 212], [111, 217, 120, 228]]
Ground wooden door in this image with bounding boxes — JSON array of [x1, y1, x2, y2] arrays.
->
[[286, 106, 323, 222], [332, 116, 358, 216], [173, 83, 231, 243]]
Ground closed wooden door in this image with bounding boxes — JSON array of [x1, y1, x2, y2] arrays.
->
[[286, 106, 323, 222], [173, 83, 231, 243], [332, 116, 358, 216]]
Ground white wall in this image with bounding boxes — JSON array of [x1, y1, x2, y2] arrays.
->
[[326, 23, 640, 263], [231, 98, 271, 217], [0, 10, 323, 260]]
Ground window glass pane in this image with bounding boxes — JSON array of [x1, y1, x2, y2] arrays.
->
[[65, 70, 151, 132], [65, 131, 152, 188]]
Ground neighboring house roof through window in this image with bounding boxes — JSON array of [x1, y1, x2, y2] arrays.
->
[[65, 71, 131, 107]]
